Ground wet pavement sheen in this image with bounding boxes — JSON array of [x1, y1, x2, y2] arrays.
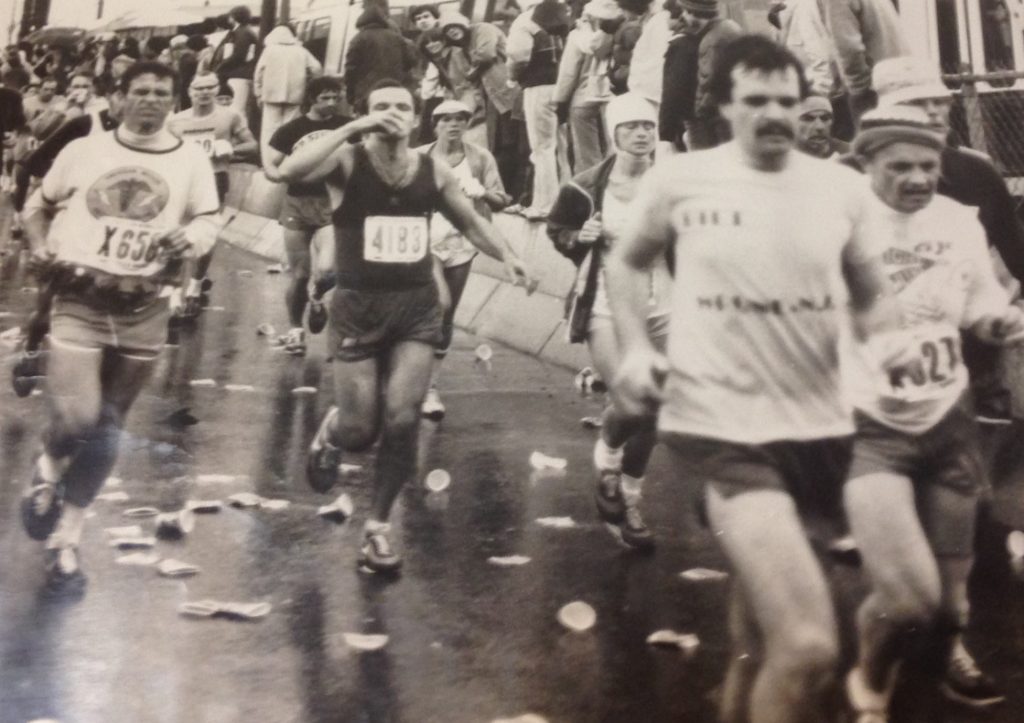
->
[[3, 229, 1024, 722]]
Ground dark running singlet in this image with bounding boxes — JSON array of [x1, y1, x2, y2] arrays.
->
[[330, 144, 443, 291]]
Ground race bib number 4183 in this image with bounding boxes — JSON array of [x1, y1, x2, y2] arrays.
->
[[363, 216, 428, 264]]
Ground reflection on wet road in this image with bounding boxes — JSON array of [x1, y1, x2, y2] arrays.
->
[[2, 240, 1024, 723]]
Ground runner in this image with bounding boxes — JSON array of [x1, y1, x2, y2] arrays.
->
[[419, 99, 511, 418], [277, 79, 534, 575], [546, 92, 666, 550], [19, 61, 221, 594], [842, 106, 1024, 722], [844, 55, 1024, 707], [168, 71, 257, 318], [603, 36, 912, 722], [263, 76, 350, 356], [11, 87, 126, 398]]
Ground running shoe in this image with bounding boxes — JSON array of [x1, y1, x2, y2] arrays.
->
[[421, 387, 446, 421], [21, 468, 63, 541], [306, 406, 341, 493], [359, 527, 402, 574], [594, 469, 626, 524], [941, 642, 1006, 708], [11, 350, 43, 398], [181, 294, 203, 321], [282, 328, 306, 356], [43, 546, 86, 596], [307, 298, 328, 335], [611, 506, 655, 552], [199, 277, 213, 294]]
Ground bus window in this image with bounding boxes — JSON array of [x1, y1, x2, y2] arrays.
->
[[981, 0, 1015, 70], [306, 16, 331, 65], [937, 0, 964, 73]]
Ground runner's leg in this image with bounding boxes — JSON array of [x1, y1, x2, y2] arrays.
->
[[330, 356, 382, 453], [706, 486, 839, 723], [844, 472, 942, 702], [373, 340, 435, 522], [283, 226, 313, 329], [721, 584, 763, 723]]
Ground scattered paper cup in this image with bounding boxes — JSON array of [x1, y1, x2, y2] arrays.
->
[[557, 601, 596, 632], [425, 469, 451, 492]]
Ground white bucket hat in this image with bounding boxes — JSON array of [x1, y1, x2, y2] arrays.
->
[[873, 56, 952, 106]]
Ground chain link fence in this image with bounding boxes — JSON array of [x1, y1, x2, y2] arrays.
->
[[944, 69, 1024, 202]]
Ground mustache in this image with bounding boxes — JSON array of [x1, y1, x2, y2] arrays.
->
[[756, 122, 795, 139]]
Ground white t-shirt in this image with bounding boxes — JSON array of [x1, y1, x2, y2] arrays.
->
[[168, 106, 249, 172], [624, 143, 880, 444], [42, 130, 221, 278], [846, 194, 1008, 433]]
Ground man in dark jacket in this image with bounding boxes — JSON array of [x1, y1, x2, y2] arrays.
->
[[0, 78, 25, 198], [344, 5, 420, 110], [214, 5, 259, 117], [659, 0, 740, 151]]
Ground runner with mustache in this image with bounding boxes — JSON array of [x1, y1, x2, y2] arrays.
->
[[604, 35, 913, 723]]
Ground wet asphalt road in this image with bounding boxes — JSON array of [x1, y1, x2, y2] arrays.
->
[[3, 204, 1024, 722]]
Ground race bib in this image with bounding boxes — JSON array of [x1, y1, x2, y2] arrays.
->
[[363, 216, 428, 264], [184, 131, 216, 158], [87, 216, 166, 275], [883, 326, 960, 403]]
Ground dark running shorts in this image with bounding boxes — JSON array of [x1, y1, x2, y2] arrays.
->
[[848, 396, 983, 556], [328, 284, 443, 362], [660, 433, 853, 522], [49, 296, 170, 360], [279, 193, 333, 232]]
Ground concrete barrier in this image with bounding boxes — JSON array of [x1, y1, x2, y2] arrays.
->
[[218, 164, 591, 370]]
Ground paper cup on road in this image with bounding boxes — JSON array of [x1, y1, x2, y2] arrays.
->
[[475, 344, 493, 362], [557, 601, 596, 632], [343, 633, 389, 651], [157, 558, 200, 578], [123, 506, 161, 519], [1007, 530, 1024, 559], [529, 451, 567, 472], [424, 469, 451, 492], [156, 509, 195, 539]]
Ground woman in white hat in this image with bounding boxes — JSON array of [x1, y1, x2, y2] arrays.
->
[[418, 99, 512, 419], [546, 92, 670, 550]]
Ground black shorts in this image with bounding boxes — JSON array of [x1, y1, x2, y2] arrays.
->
[[661, 432, 853, 522], [328, 284, 443, 363]]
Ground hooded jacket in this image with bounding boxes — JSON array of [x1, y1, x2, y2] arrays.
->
[[344, 5, 420, 107], [507, 0, 571, 88], [441, 14, 518, 114], [255, 26, 323, 105]]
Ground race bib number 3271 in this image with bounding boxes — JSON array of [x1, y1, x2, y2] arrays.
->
[[364, 216, 428, 264]]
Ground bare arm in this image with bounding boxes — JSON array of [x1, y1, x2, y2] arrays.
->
[[277, 113, 389, 184], [229, 113, 258, 158], [262, 145, 287, 182]]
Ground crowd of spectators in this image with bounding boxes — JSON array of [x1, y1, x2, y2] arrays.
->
[[0, 0, 952, 219]]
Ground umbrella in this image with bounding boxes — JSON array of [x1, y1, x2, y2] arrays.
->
[[25, 26, 87, 47]]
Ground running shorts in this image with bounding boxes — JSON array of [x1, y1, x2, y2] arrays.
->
[[848, 395, 983, 556], [49, 296, 170, 360], [328, 284, 443, 362], [660, 432, 853, 521], [279, 193, 333, 233]]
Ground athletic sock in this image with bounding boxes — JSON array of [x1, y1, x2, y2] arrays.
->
[[846, 665, 897, 713], [46, 503, 86, 550], [364, 519, 391, 537], [620, 475, 644, 506], [38, 453, 64, 485], [593, 437, 624, 472]]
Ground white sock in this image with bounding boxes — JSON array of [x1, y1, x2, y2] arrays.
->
[[46, 503, 86, 549], [593, 437, 623, 472], [846, 665, 897, 713], [364, 519, 391, 536], [621, 475, 644, 506], [37, 453, 64, 485]]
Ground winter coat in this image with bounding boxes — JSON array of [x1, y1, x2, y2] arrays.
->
[[545, 155, 617, 342], [554, 22, 614, 107], [215, 23, 258, 81], [777, 0, 839, 97], [444, 16, 519, 114], [344, 5, 420, 107], [692, 18, 743, 119], [255, 26, 323, 105], [507, 0, 571, 88], [822, 0, 909, 97]]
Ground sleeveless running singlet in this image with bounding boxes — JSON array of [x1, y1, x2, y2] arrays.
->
[[331, 144, 441, 291]]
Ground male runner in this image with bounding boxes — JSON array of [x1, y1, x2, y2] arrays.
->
[[844, 56, 1024, 707], [263, 76, 350, 356], [19, 61, 221, 593], [277, 79, 533, 575], [168, 71, 257, 317], [604, 36, 910, 723], [842, 106, 1024, 721]]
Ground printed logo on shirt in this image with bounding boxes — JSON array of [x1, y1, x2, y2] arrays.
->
[[85, 166, 170, 222], [293, 129, 332, 151]]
